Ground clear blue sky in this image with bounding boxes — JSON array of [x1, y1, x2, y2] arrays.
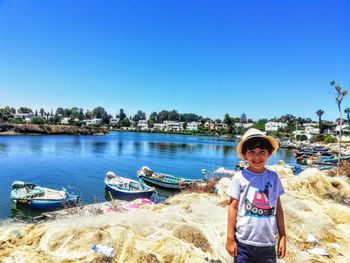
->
[[1, 0, 349, 121]]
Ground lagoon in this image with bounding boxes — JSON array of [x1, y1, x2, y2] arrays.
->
[[0, 131, 295, 219]]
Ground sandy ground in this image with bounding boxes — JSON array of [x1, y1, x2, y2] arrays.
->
[[0, 166, 349, 263]]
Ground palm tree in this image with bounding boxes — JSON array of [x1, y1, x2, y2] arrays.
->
[[330, 80, 348, 168], [315, 109, 325, 134], [344, 107, 350, 125]]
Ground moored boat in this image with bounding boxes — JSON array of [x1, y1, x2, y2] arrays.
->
[[10, 181, 79, 211], [104, 171, 155, 200], [137, 166, 204, 190]]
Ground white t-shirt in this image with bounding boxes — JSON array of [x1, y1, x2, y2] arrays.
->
[[227, 168, 285, 247]]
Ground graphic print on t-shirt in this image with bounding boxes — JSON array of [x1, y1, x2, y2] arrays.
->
[[244, 182, 275, 217]]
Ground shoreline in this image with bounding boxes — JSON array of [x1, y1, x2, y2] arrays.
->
[[0, 124, 107, 136]]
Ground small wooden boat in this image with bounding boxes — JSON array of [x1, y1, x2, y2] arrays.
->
[[104, 171, 155, 200], [10, 181, 79, 211], [137, 166, 204, 190]]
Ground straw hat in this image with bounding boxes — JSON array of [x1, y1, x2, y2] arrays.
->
[[236, 128, 279, 159]]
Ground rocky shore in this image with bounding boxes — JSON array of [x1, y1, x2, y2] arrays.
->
[[0, 124, 107, 135]]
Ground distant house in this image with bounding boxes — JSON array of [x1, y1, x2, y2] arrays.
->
[[153, 123, 165, 130], [335, 124, 350, 140], [164, 121, 182, 131], [186, 121, 201, 131], [234, 123, 254, 129], [14, 112, 34, 123], [83, 118, 102, 126], [138, 120, 149, 130], [204, 121, 228, 130], [109, 118, 119, 126], [265, 122, 287, 132], [60, 117, 70, 124]]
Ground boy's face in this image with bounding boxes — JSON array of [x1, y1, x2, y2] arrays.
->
[[243, 147, 270, 173]]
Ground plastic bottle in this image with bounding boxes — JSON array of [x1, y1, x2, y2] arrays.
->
[[91, 244, 115, 257]]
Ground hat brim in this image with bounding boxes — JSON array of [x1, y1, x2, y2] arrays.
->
[[236, 135, 279, 160]]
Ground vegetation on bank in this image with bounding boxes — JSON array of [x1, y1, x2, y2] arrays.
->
[[0, 124, 107, 135]]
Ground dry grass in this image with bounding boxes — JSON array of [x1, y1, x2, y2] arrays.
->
[[328, 162, 350, 178], [183, 180, 217, 194], [173, 224, 211, 253]]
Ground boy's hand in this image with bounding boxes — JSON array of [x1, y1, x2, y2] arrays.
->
[[226, 239, 238, 257], [277, 235, 286, 258]]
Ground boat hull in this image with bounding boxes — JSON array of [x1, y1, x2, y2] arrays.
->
[[13, 195, 79, 211], [140, 176, 182, 189], [105, 184, 154, 201]]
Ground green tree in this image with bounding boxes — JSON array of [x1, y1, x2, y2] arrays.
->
[[254, 119, 267, 131], [85, 110, 92, 119], [18, 107, 33, 114], [102, 112, 110, 124], [344, 107, 350, 125], [0, 106, 15, 122], [39, 108, 45, 117], [168, 110, 179, 121], [31, 116, 45, 125], [92, 106, 106, 119], [55, 108, 65, 116], [330, 80, 348, 167], [132, 110, 146, 122], [119, 118, 130, 127], [315, 109, 325, 134], [118, 109, 126, 120], [240, 113, 247, 123]]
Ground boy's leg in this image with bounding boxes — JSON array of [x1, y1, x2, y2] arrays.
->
[[256, 246, 276, 263], [234, 240, 257, 263]]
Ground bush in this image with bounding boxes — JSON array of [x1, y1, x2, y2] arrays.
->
[[9, 118, 25, 124], [296, 134, 308, 141], [316, 134, 325, 141], [31, 116, 45, 125], [324, 135, 337, 143]]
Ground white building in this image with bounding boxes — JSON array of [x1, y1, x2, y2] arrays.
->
[[164, 121, 182, 131], [153, 123, 165, 130], [60, 117, 70, 124], [265, 122, 287, 132], [109, 118, 119, 126], [137, 120, 149, 130], [205, 122, 228, 130], [83, 118, 102, 126], [186, 121, 201, 131], [234, 123, 254, 129]]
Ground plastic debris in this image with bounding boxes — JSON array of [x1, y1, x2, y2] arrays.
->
[[307, 247, 328, 256], [91, 244, 115, 257], [305, 233, 319, 244]]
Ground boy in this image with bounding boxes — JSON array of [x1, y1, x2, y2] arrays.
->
[[226, 128, 286, 263]]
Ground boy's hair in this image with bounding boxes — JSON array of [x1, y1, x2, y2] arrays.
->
[[241, 137, 275, 154]]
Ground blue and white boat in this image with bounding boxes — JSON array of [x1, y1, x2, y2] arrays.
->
[[104, 171, 155, 200], [10, 181, 79, 211], [137, 166, 204, 190]]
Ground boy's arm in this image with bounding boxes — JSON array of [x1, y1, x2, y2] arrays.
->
[[226, 197, 239, 257], [276, 197, 286, 258]]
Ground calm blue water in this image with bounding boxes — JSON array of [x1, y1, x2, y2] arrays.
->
[[0, 132, 295, 219]]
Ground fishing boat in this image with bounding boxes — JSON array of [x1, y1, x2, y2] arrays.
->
[[137, 166, 204, 190], [10, 181, 79, 211], [104, 171, 155, 200]]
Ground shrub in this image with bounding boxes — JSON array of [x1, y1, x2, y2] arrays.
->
[[324, 135, 337, 143], [296, 134, 308, 141], [31, 116, 45, 125]]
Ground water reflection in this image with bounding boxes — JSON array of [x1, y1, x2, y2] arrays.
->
[[148, 142, 203, 152], [222, 145, 235, 157], [90, 141, 107, 153], [11, 203, 43, 222], [0, 143, 8, 158]]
